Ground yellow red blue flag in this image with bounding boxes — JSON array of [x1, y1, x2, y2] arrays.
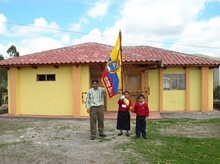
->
[[102, 31, 122, 98]]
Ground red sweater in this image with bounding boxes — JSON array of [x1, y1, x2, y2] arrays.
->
[[118, 98, 132, 112], [133, 102, 149, 117]]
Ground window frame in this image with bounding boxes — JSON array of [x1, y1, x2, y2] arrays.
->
[[163, 74, 185, 90], [37, 74, 56, 81]]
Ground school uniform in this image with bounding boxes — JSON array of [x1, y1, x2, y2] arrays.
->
[[116, 98, 132, 131], [133, 102, 149, 138]]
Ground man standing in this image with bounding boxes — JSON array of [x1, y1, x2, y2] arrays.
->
[[85, 79, 107, 140]]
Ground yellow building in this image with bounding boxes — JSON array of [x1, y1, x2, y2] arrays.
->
[[0, 43, 219, 117]]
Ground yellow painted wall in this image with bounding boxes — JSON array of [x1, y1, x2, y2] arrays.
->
[[163, 91, 185, 111], [105, 67, 214, 112], [80, 66, 90, 116], [148, 69, 160, 111], [209, 69, 213, 111], [107, 94, 120, 111], [9, 65, 215, 116], [19, 66, 73, 115], [189, 68, 201, 111], [163, 68, 185, 111]]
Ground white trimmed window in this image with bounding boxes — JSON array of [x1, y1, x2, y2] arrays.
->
[[37, 74, 56, 81], [163, 74, 185, 90]]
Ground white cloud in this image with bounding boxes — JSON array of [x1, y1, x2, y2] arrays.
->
[[34, 17, 59, 29], [171, 16, 220, 57], [86, 0, 110, 18], [80, 17, 89, 24], [98, 0, 220, 57], [0, 43, 8, 58], [61, 35, 71, 44], [70, 23, 81, 31], [0, 14, 7, 34], [0, 16, 68, 56], [119, 0, 206, 38], [1, 0, 220, 58], [76, 0, 208, 47], [9, 17, 60, 37], [76, 0, 207, 47], [73, 28, 103, 44], [19, 37, 62, 55]]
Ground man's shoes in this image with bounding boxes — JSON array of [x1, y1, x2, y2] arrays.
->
[[99, 134, 106, 137], [91, 136, 96, 140], [118, 132, 123, 136], [143, 136, 147, 139]]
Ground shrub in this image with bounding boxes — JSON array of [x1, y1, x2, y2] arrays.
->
[[214, 86, 220, 100]]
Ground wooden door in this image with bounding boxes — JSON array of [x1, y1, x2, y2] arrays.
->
[[124, 74, 141, 105]]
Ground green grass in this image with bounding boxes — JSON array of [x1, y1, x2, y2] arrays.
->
[[0, 122, 30, 134], [98, 137, 112, 142], [0, 142, 9, 148], [0, 140, 32, 149], [55, 125, 71, 131], [117, 118, 220, 164]]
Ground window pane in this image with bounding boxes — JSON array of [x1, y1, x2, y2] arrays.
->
[[179, 74, 185, 90], [171, 74, 177, 79], [171, 78, 177, 89], [179, 79, 185, 89], [37, 75, 46, 81], [163, 74, 170, 90], [178, 74, 185, 79], [164, 74, 170, 79], [47, 74, 56, 81]]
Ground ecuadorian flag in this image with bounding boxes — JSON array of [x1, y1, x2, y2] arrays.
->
[[102, 31, 122, 98]]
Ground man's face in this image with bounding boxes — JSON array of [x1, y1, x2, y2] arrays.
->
[[92, 82, 99, 89]]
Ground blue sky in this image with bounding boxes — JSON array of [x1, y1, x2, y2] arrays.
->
[[0, 0, 220, 58]]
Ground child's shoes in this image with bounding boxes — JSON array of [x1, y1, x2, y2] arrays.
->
[[118, 132, 123, 136]]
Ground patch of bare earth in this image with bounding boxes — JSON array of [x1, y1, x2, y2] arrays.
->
[[160, 111, 220, 138], [0, 119, 133, 164]]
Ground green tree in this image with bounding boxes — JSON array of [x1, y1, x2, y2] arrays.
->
[[7, 44, 19, 57], [0, 55, 3, 60], [0, 54, 7, 105], [214, 86, 220, 100]]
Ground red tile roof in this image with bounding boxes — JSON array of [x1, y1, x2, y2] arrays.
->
[[0, 42, 219, 67]]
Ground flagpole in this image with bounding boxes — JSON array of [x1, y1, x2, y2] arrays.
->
[[119, 30, 124, 95]]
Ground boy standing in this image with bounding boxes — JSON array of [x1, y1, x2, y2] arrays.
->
[[133, 94, 149, 139]]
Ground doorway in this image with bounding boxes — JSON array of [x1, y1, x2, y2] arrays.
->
[[124, 73, 141, 104]]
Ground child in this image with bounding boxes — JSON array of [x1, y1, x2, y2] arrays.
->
[[116, 91, 133, 136], [133, 94, 149, 139]]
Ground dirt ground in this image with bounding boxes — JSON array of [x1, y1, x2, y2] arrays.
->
[[0, 112, 220, 164], [0, 118, 134, 164]]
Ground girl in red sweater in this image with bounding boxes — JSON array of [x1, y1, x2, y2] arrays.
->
[[116, 91, 133, 136], [133, 94, 149, 139]]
